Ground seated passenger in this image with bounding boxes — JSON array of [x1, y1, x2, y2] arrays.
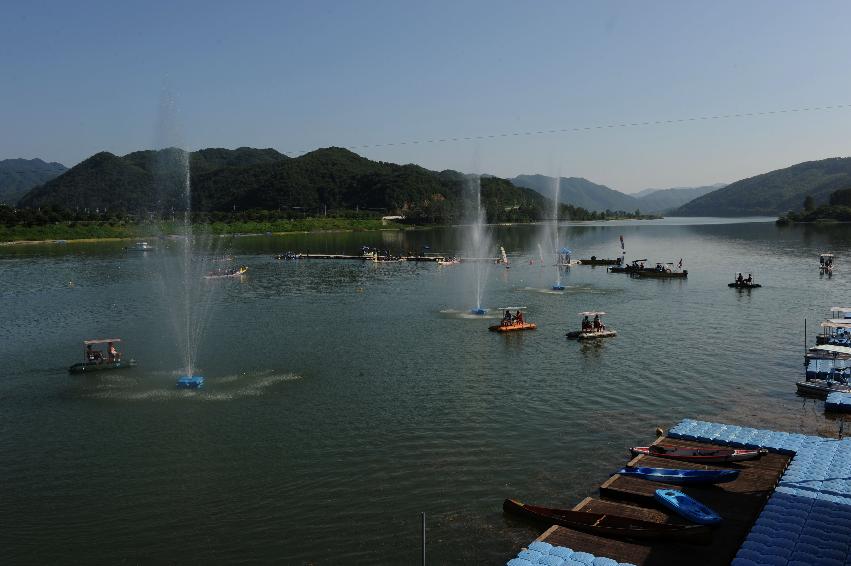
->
[[515, 310, 524, 324]]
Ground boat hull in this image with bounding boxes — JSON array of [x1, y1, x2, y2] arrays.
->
[[489, 322, 537, 332], [502, 499, 711, 543], [566, 329, 617, 340], [630, 445, 766, 463], [655, 489, 722, 525], [616, 466, 739, 485], [728, 282, 761, 289], [796, 379, 851, 398], [578, 258, 621, 266], [69, 359, 137, 374], [632, 270, 688, 278]]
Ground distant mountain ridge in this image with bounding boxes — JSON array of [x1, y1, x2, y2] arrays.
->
[[0, 158, 66, 204], [674, 157, 851, 216], [509, 175, 723, 213], [19, 146, 607, 224]]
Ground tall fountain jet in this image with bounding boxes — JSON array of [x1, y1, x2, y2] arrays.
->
[[465, 175, 492, 315], [551, 176, 565, 290]]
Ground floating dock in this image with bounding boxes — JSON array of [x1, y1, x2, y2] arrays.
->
[[507, 419, 851, 566]]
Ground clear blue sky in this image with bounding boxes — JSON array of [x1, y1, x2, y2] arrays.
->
[[3, 0, 851, 192]]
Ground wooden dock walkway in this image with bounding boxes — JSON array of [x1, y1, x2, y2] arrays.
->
[[530, 436, 791, 566]]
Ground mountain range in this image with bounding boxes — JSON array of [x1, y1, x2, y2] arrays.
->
[[674, 157, 851, 216], [0, 158, 67, 204], [18, 146, 601, 223], [509, 175, 722, 213]]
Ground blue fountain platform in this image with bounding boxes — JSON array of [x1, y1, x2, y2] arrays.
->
[[176, 375, 205, 389], [470, 307, 488, 315]]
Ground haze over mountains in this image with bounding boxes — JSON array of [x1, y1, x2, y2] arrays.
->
[[0, 158, 66, 204], [509, 175, 723, 213]]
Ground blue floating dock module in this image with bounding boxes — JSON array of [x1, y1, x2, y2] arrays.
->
[[470, 307, 488, 315], [176, 375, 204, 389], [825, 391, 851, 412]]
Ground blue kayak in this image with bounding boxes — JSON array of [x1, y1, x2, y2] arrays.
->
[[616, 466, 739, 485], [654, 489, 722, 525]]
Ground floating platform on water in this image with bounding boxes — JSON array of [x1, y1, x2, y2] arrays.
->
[[566, 329, 617, 340], [507, 427, 791, 566], [176, 375, 204, 389], [825, 391, 851, 412]]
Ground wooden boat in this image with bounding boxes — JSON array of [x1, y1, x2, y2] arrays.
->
[[631, 262, 688, 278], [630, 445, 766, 463], [578, 257, 622, 266], [616, 466, 739, 485], [69, 338, 136, 374], [655, 489, 722, 525], [567, 311, 616, 340], [796, 378, 851, 398], [502, 499, 711, 542], [489, 322, 537, 332]]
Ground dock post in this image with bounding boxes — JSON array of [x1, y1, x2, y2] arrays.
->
[[804, 318, 807, 355], [421, 512, 426, 566]]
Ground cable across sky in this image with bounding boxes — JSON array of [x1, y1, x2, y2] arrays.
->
[[284, 102, 851, 156]]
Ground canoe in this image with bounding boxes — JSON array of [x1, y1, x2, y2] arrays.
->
[[616, 466, 739, 485], [566, 329, 617, 340], [796, 379, 851, 398], [489, 322, 537, 332], [630, 445, 767, 463], [68, 359, 137, 374], [654, 489, 722, 525], [502, 499, 711, 542]]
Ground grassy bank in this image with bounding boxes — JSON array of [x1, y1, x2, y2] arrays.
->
[[0, 217, 396, 243]]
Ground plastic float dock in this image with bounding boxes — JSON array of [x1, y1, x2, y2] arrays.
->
[[507, 419, 851, 566], [825, 392, 851, 412]]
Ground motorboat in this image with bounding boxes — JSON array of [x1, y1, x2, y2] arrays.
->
[[125, 241, 154, 252]]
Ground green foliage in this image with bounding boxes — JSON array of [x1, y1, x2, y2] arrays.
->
[[829, 188, 851, 207], [678, 157, 851, 216], [803, 195, 815, 211]]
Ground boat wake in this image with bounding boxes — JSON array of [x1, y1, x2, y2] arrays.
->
[[438, 308, 500, 320], [69, 370, 303, 402]]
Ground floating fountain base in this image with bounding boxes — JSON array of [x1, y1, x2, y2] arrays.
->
[[177, 375, 205, 389], [552, 284, 565, 291], [470, 307, 488, 316]]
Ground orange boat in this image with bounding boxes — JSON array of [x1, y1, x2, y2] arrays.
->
[[489, 322, 537, 332]]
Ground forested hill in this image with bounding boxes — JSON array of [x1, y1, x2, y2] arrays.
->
[[0, 158, 66, 205], [17, 146, 607, 223], [674, 157, 851, 216]]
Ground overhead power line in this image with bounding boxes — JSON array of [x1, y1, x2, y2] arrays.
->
[[284, 103, 851, 156]]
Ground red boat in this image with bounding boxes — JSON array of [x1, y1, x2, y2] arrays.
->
[[630, 445, 767, 463], [502, 499, 711, 543]]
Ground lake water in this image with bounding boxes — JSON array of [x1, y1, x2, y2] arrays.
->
[[2, 218, 850, 565]]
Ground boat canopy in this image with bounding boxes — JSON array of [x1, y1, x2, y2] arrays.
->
[[820, 253, 835, 258], [831, 307, 851, 314], [820, 321, 851, 329], [83, 338, 122, 345], [578, 311, 606, 316], [813, 345, 851, 355]]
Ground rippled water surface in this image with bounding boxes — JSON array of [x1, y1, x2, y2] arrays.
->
[[2, 218, 851, 564]]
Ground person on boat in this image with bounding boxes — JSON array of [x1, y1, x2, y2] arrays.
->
[[593, 314, 602, 330], [582, 315, 591, 331], [736, 273, 744, 284], [515, 310, 524, 325], [503, 310, 513, 326], [107, 342, 120, 362], [86, 344, 101, 362], [745, 273, 753, 284]]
